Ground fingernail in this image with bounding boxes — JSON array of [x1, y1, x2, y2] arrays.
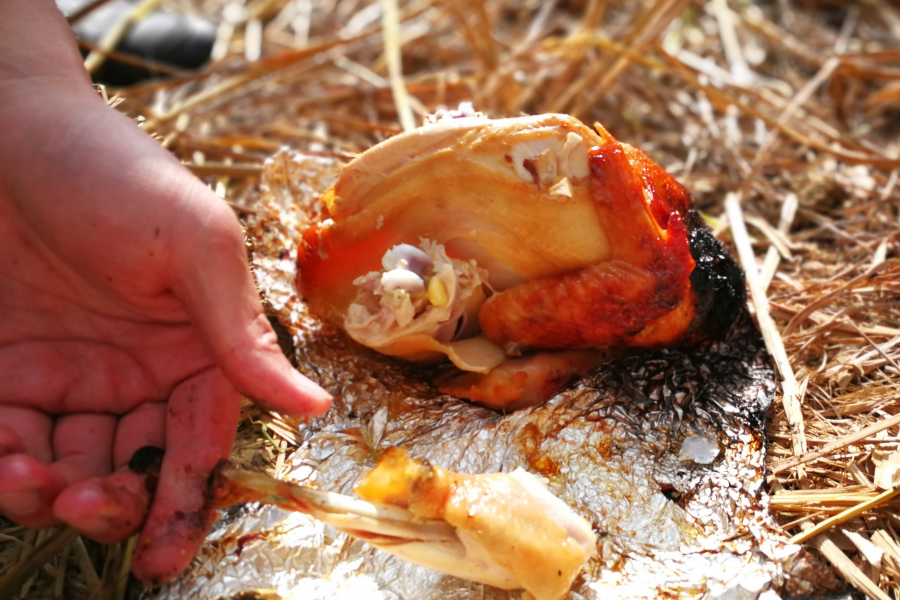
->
[[0, 489, 42, 516], [75, 481, 123, 518], [55, 483, 117, 535], [292, 371, 333, 405]]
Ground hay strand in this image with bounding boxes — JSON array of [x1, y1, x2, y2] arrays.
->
[[790, 487, 900, 545], [381, 0, 417, 132], [726, 194, 808, 473], [0, 528, 78, 599], [83, 0, 163, 74], [771, 412, 900, 475]]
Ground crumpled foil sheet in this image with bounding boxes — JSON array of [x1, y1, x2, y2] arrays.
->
[[147, 150, 838, 600]]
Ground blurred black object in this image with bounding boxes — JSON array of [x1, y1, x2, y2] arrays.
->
[[57, 0, 215, 86]]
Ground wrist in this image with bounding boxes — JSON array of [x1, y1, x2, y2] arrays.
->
[[0, 0, 100, 139], [0, 0, 93, 92]]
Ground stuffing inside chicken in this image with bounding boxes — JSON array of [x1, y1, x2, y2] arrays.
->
[[344, 240, 508, 373]]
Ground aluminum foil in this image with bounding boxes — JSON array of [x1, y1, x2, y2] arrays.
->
[[146, 150, 837, 600]]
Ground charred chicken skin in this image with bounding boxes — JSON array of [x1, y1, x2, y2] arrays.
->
[[296, 113, 744, 408]]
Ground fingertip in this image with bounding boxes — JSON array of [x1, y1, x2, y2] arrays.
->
[[0, 454, 64, 527], [0, 426, 25, 457], [53, 469, 150, 544], [0, 489, 43, 517], [53, 480, 117, 537], [218, 319, 333, 417], [53, 473, 149, 543], [131, 504, 215, 585], [242, 360, 332, 418], [285, 368, 333, 416]]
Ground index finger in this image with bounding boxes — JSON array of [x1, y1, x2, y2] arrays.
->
[[167, 190, 332, 417]]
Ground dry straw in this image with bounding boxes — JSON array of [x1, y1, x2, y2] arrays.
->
[[3, 0, 900, 597]]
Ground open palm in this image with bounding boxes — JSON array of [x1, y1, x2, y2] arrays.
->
[[0, 59, 331, 583]]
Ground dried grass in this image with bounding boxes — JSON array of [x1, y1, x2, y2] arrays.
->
[[3, 0, 900, 597]]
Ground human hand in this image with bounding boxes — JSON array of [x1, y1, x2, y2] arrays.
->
[[0, 1, 332, 584]]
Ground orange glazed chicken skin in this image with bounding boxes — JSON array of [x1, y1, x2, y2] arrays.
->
[[296, 113, 744, 407]]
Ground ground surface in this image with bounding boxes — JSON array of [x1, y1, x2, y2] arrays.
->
[[2, 0, 900, 598]]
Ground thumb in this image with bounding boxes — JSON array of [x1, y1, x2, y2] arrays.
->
[[168, 183, 332, 417]]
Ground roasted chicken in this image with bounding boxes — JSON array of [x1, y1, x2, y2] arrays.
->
[[211, 450, 596, 600], [355, 448, 596, 600], [296, 113, 744, 408]]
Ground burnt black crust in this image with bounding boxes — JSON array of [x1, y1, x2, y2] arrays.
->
[[684, 210, 746, 342]]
